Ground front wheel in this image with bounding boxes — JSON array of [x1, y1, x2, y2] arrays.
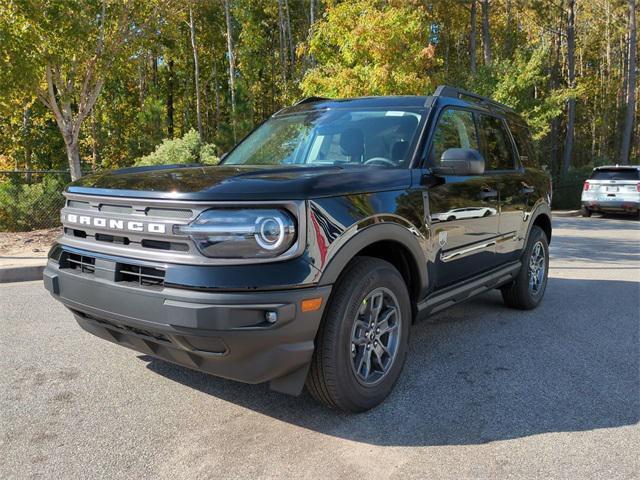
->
[[306, 257, 411, 412], [501, 226, 549, 310]]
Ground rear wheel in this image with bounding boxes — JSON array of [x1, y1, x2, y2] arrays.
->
[[306, 256, 411, 412], [501, 226, 549, 310], [581, 206, 592, 217]]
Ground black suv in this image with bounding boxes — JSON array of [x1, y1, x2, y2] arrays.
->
[[44, 86, 552, 412]]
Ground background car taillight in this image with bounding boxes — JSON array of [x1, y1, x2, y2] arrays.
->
[[637, 182, 640, 192], [583, 181, 590, 191]]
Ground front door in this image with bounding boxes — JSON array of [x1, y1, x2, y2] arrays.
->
[[424, 108, 500, 289]]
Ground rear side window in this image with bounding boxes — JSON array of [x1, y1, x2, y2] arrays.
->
[[477, 115, 516, 171], [429, 109, 479, 166], [590, 169, 640, 181], [509, 121, 538, 167]]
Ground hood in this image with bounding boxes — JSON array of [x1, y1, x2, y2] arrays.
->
[[66, 164, 413, 201]]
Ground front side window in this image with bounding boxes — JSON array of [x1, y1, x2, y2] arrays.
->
[[429, 109, 479, 166], [478, 115, 516, 171], [223, 108, 423, 168]]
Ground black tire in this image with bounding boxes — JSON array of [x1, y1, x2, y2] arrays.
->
[[447, 215, 456, 221], [501, 226, 549, 310], [581, 206, 592, 217], [306, 256, 411, 413]]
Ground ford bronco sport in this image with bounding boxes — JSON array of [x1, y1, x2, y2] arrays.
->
[[44, 86, 552, 412]]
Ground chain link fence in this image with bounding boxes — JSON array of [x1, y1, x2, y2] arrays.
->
[[0, 170, 71, 232]]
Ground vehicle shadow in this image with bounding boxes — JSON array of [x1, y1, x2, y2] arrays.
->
[[139, 277, 639, 447]]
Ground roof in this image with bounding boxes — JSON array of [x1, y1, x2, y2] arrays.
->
[[278, 85, 516, 117], [594, 165, 640, 170], [275, 95, 431, 116]]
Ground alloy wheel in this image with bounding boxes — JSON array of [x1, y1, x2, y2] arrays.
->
[[349, 287, 402, 386], [528, 240, 546, 295]]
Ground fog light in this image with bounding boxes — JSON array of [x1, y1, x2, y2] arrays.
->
[[265, 311, 278, 324]]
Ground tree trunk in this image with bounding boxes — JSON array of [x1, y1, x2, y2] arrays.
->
[[284, 0, 295, 73], [481, 0, 492, 67], [189, 7, 203, 141], [91, 109, 100, 170], [620, 0, 637, 165], [310, 0, 315, 26], [505, 0, 513, 56], [223, 0, 237, 141], [277, 0, 288, 82], [212, 59, 220, 136], [470, 0, 477, 75], [66, 141, 82, 181], [562, 0, 576, 176], [22, 107, 32, 183], [166, 59, 174, 138], [308, 0, 317, 65]]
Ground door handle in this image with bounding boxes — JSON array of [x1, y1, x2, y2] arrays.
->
[[520, 183, 535, 195], [479, 187, 498, 200]]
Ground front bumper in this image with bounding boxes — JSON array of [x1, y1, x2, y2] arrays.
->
[[44, 256, 331, 395]]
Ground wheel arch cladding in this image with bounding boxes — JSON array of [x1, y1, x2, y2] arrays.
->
[[532, 212, 552, 244], [318, 223, 428, 305]]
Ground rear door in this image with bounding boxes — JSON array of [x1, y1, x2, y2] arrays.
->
[[476, 113, 527, 264], [425, 107, 500, 288]]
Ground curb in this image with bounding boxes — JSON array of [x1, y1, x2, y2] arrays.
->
[[552, 210, 581, 217], [0, 265, 45, 284]]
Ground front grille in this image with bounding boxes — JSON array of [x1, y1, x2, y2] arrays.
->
[[100, 204, 133, 214], [65, 253, 95, 274], [61, 197, 199, 259], [146, 207, 193, 219], [116, 263, 166, 287], [60, 251, 166, 289]]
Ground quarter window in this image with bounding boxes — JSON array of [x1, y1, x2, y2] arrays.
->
[[478, 115, 516, 171], [429, 109, 479, 166]]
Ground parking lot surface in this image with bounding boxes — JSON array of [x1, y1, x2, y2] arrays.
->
[[1, 216, 639, 479]]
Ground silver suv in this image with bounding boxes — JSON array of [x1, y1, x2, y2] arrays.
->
[[581, 166, 640, 217]]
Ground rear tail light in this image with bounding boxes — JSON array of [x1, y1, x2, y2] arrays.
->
[[637, 182, 640, 192], [583, 181, 590, 191]]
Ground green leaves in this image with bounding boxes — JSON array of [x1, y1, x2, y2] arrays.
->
[[134, 129, 219, 166], [301, 1, 439, 97]]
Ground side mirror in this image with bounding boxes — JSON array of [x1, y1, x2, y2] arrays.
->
[[432, 148, 485, 176]]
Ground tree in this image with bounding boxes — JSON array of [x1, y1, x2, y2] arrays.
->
[[481, 0, 492, 66], [470, 0, 478, 76], [188, 6, 203, 141], [562, 0, 576, 175], [619, 0, 637, 164], [0, 0, 163, 180], [223, 0, 237, 141], [1, 0, 637, 182], [301, 1, 439, 97]]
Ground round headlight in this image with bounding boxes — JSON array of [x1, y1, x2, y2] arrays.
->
[[255, 215, 286, 250]]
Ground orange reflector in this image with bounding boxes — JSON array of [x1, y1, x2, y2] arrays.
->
[[301, 297, 323, 312]]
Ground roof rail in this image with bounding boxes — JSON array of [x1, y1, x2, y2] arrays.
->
[[433, 85, 513, 112], [293, 96, 330, 106]]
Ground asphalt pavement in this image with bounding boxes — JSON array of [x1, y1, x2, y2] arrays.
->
[[1, 215, 638, 479]]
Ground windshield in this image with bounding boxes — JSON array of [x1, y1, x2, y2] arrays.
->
[[223, 108, 424, 168]]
